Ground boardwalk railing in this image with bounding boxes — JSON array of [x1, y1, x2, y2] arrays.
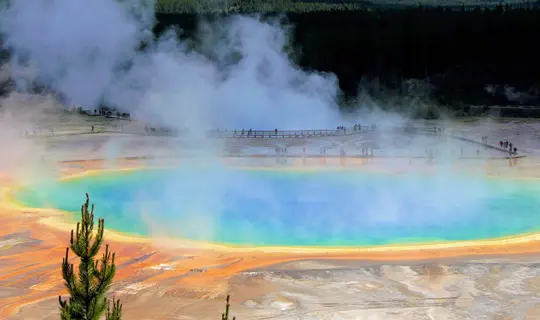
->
[[206, 124, 383, 138], [21, 124, 124, 138], [23, 123, 445, 139], [209, 128, 364, 138]]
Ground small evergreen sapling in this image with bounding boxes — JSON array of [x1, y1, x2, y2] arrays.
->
[[222, 295, 236, 320], [59, 193, 122, 320]]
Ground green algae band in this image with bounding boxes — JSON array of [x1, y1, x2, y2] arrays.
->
[[15, 167, 540, 247]]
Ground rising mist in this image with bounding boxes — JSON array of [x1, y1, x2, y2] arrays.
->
[[0, 0, 343, 130], [0, 0, 511, 246]]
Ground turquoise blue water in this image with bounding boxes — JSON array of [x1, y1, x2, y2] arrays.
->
[[15, 167, 540, 247]]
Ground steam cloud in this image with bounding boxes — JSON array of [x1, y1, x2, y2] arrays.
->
[[0, 0, 347, 244], [485, 84, 538, 104], [0, 0, 342, 130], [0, 0, 515, 247]]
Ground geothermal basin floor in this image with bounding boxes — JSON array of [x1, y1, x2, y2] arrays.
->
[[2, 121, 540, 320]]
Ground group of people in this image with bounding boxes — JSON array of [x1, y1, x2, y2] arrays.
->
[[499, 140, 518, 156], [91, 108, 131, 120], [336, 124, 376, 133], [232, 129, 254, 137], [480, 136, 518, 156]]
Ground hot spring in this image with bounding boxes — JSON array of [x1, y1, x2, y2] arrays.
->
[[15, 165, 540, 247]]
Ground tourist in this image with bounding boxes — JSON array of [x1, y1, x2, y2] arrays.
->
[[499, 140, 503, 148], [514, 147, 517, 155], [509, 142, 513, 150], [275, 128, 278, 136]]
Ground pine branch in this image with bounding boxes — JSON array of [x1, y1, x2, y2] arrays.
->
[[106, 297, 123, 320]]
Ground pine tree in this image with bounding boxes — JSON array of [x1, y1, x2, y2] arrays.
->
[[222, 295, 236, 320], [59, 193, 122, 320]]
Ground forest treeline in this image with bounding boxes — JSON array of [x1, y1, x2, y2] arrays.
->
[[154, 0, 540, 13], [154, 4, 540, 109]]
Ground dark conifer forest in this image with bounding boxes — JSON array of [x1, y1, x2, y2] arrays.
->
[[155, 4, 540, 108]]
